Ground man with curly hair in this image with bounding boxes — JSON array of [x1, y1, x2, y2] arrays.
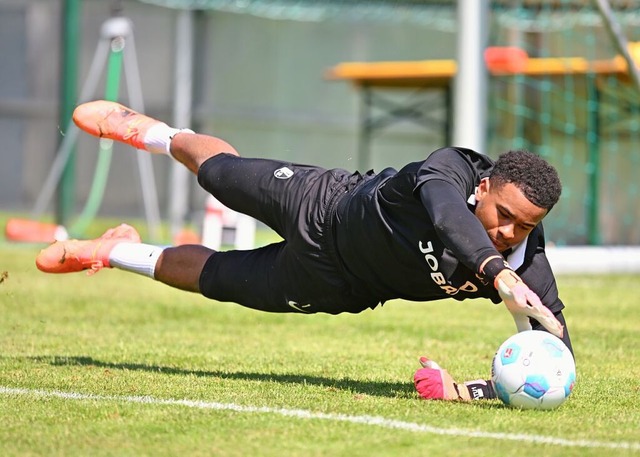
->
[[36, 100, 570, 402]]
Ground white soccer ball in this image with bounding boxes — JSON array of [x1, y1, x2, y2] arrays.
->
[[491, 330, 576, 410]]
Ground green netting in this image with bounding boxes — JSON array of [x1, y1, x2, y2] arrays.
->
[[136, 0, 456, 26], [488, 2, 640, 245]]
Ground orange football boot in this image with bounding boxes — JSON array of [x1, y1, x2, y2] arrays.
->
[[72, 100, 161, 151], [36, 224, 141, 275]]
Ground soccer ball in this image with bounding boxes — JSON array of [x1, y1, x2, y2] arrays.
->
[[491, 330, 576, 410]]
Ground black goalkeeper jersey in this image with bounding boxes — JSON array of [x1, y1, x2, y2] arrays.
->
[[333, 147, 564, 315]]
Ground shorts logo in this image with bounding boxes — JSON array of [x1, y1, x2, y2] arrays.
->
[[288, 300, 311, 313], [274, 167, 294, 179]]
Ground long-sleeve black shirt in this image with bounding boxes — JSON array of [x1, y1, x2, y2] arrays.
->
[[334, 147, 565, 318]]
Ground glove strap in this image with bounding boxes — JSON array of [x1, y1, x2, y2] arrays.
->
[[478, 256, 510, 284], [462, 379, 496, 400]]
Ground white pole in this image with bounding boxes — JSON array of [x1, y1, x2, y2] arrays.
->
[[452, 0, 489, 151], [594, 0, 640, 92], [122, 19, 162, 242], [169, 9, 195, 238]]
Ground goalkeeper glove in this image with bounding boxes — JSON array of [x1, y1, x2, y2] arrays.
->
[[413, 357, 466, 400], [413, 357, 496, 401], [494, 269, 564, 339]]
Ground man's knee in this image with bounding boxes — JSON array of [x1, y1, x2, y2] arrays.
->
[[155, 245, 215, 293]]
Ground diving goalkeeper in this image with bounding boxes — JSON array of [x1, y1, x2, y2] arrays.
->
[[36, 100, 572, 402]]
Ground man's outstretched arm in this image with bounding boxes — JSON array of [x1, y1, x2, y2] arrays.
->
[[419, 179, 564, 339]]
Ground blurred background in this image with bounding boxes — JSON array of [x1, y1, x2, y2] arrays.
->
[[1, 0, 639, 249]]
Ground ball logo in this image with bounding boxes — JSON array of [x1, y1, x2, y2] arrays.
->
[[501, 343, 521, 366], [274, 167, 294, 179]]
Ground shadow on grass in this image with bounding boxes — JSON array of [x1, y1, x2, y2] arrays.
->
[[29, 355, 417, 400]]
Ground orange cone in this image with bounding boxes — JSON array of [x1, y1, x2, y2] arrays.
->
[[5, 218, 69, 243]]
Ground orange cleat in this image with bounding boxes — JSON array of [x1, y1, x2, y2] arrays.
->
[[72, 100, 161, 151], [35, 224, 141, 275]]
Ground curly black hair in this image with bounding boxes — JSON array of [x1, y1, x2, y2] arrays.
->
[[490, 150, 562, 211]]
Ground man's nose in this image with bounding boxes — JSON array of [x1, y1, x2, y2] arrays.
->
[[499, 223, 515, 239]]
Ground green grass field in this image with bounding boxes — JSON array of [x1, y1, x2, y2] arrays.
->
[[1, 226, 639, 456]]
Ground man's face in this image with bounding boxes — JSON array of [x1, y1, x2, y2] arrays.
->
[[474, 177, 548, 252]]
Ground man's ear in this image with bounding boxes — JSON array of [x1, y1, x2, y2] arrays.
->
[[476, 177, 490, 201]]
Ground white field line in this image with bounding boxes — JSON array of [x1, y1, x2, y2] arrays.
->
[[2, 386, 639, 451]]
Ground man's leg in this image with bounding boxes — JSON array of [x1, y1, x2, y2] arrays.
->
[[72, 100, 321, 235], [111, 243, 214, 293], [36, 222, 213, 293], [35, 223, 142, 275], [153, 245, 213, 292], [72, 100, 239, 174], [169, 132, 238, 175]]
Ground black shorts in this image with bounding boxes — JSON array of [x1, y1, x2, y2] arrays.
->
[[196, 154, 379, 315]]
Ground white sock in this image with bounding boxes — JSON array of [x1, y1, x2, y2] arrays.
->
[[109, 243, 166, 279], [143, 123, 195, 155]]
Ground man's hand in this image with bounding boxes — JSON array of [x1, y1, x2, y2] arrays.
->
[[413, 357, 470, 401], [414, 357, 498, 401], [495, 269, 563, 338]]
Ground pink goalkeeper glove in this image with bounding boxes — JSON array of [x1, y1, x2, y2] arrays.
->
[[414, 357, 497, 401], [495, 269, 564, 339], [414, 357, 467, 400]]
